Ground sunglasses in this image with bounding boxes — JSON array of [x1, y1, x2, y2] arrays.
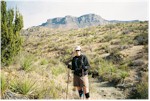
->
[[76, 50, 81, 52]]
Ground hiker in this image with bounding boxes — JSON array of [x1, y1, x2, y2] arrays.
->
[[67, 46, 90, 99]]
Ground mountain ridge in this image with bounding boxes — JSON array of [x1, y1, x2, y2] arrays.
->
[[39, 13, 139, 29]]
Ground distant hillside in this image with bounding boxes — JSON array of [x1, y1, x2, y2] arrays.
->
[[2, 21, 148, 99], [39, 13, 139, 29]]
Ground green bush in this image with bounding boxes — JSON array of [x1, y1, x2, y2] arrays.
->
[[98, 59, 116, 75], [51, 63, 66, 77], [119, 34, 134, 45], [49, 58, 60, 66], [10, 77, 36, 95], [103, 34, 113, 42], [136, 82, 148, 99], [36, 79, 64, 99], [90, 57, 118, 77], [105, 49, 123, 64], [40, 59, 48, 65], [48, 80, 60, 99], [1, 73, 8, 96], [1, 1, 23, 66], [134, 32, 148, 45], [80, 38, 90, 45], [21, 55, 33, 71], [91, 58, 128, 83], [119, 64, 129, 71], [89, 56, 101, 73], [119, 71, 129, 80]]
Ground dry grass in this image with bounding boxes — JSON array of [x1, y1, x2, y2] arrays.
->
[[1, 21, 148, 99]]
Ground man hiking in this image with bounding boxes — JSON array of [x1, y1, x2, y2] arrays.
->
[[67, 46, 90, 99]]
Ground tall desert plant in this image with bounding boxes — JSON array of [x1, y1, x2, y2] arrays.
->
[[10, 77, 36, 95]]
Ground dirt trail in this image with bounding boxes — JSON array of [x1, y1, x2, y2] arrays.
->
[[89, 78, 125, 99], [68, 77, 125, 100]]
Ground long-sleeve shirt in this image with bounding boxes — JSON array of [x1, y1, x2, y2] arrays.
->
[[71, 54, 90, 77]]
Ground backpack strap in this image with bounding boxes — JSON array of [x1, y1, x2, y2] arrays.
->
[[80, 55, 84, 68]]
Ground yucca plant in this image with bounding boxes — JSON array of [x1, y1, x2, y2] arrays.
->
[[110, 66, 117, 74], [10, 77, 36, 95], [49, 80, 59, 99], [119, 71, 129, 80], [21, 56, 33, 71], [1, 74, 8, 96]]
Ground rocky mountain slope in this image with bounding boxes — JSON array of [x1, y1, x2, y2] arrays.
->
[[39, 14, 139, 29]]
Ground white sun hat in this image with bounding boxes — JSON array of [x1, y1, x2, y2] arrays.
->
[[75, 46, 81, 51]]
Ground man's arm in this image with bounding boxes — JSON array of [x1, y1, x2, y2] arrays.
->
[[71, 57, 75, 70], [66, 57, 75, 70], [82, 55, 90, 70]]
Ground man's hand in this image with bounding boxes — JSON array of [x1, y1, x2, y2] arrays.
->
[[67, 63, 72, 69], [82, 64, 89, 70], [82, 64, 86, 69]]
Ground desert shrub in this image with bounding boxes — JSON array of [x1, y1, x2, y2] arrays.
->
[[21, 55, 34, 71], [119, 71, 129, 80], [136, 73, 148, 99], [79, 30, 91, 37], [137, 82, 148, 99], [1, 73, 8, 97], [40, 58, 48, 65], [90, 57, 117, 75], [134, 82, 148, 99], [51, 63, 66, 77], [105, 24, 115, 30], [89, 56, 101, 74], [119, 34, 134, 45], [98, 59, 116, 75], [122, 29, 131, 34], [101, 44, 110, 53], [110, 40, 120, 45], [108, 73, 121, 84], [80, 38, 90, 45], [90, 58, 128, 83], [119, 64, 129, 71], [128, 59, 145, 67], [143, 45, 148, 53], [50, 44, 60, 51], [104, 49, 123, 64], [63, 47, 73, 54], [48, 80, 63, 99], [49, 58, 60, 66], [103, 34, 114, 42], [10, 77, 36, 95], [134, 32, 148, 45], [36, 79, 64, 99]]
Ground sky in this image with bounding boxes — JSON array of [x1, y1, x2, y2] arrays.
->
[[6, 0, 149, 29]]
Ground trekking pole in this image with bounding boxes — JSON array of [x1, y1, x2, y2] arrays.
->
[[65, 51, 74, 99], [80, 55, 85, 100], [82, 68, 85, 99], [66, 68, 70, 99]]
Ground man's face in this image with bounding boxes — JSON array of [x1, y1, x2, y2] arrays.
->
[[76, 50, 81, 56]]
